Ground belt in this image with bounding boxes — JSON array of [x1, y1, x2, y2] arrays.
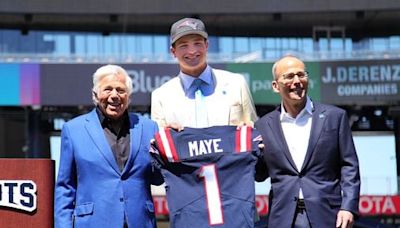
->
[[296, 199, 306, 210]]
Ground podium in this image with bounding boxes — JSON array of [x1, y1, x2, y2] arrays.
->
[[0, 159, 54, 228]]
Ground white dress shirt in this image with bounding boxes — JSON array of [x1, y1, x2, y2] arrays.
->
[[280, 97, 313, 198]]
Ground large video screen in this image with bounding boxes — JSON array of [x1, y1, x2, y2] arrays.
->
[[353, 131, 397, 195]]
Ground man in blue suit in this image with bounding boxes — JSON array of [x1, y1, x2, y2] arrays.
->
[[54, 65, 163, 228], [255, 56, 360, 228]]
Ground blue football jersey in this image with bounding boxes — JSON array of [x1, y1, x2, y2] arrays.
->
[[152, 126, 261, 228]]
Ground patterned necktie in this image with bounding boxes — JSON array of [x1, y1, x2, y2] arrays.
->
[[193, 79, 208, 127]]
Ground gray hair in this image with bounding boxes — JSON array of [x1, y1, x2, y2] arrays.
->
[[92, 64, 133, 105]]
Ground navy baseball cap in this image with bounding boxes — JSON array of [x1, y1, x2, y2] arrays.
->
[[170, 18, 208, 45]]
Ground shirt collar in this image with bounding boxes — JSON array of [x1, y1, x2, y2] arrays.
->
[[280, 96, 314, 121], [179, 65, 212, 92], [96, 106, 130, 131]]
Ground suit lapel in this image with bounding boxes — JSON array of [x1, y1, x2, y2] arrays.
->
[[268, 109, 298, 171], [301, 103, 327, 170], [85, 109, 120, 174], [208, 70, 231, 125], [122, 113, 142, 174]]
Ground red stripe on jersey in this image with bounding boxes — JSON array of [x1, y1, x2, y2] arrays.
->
[[235, 128, 241, 153], [246, 126, 252, 151], [165, 128, 180, 162], [155, 132, 168, 162]]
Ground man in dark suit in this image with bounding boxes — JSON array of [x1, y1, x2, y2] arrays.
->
[[255, 56, 360, 228], [54, 65, 163, 228]]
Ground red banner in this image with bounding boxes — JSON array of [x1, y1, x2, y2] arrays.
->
[[359, 195, 400, 215]]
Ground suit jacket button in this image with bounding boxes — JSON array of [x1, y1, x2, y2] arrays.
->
[[120, 197, 124, 202]]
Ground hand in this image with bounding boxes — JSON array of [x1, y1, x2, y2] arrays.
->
[[258, 143, 265, 149], [336, 210, 354, 228], [165, 122, 184, 132], [236, 121, 254, 129]]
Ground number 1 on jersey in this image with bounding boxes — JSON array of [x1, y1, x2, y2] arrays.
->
[[199, 164, 224, 225]]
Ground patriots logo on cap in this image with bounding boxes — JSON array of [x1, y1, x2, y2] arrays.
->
[[177, 20, 199, 30]]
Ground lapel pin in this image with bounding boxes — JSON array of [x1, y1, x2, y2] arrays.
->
[[319, 114, 325, 119]]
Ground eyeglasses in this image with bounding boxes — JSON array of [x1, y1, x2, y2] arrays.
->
[[280, 71, 308, 83]]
